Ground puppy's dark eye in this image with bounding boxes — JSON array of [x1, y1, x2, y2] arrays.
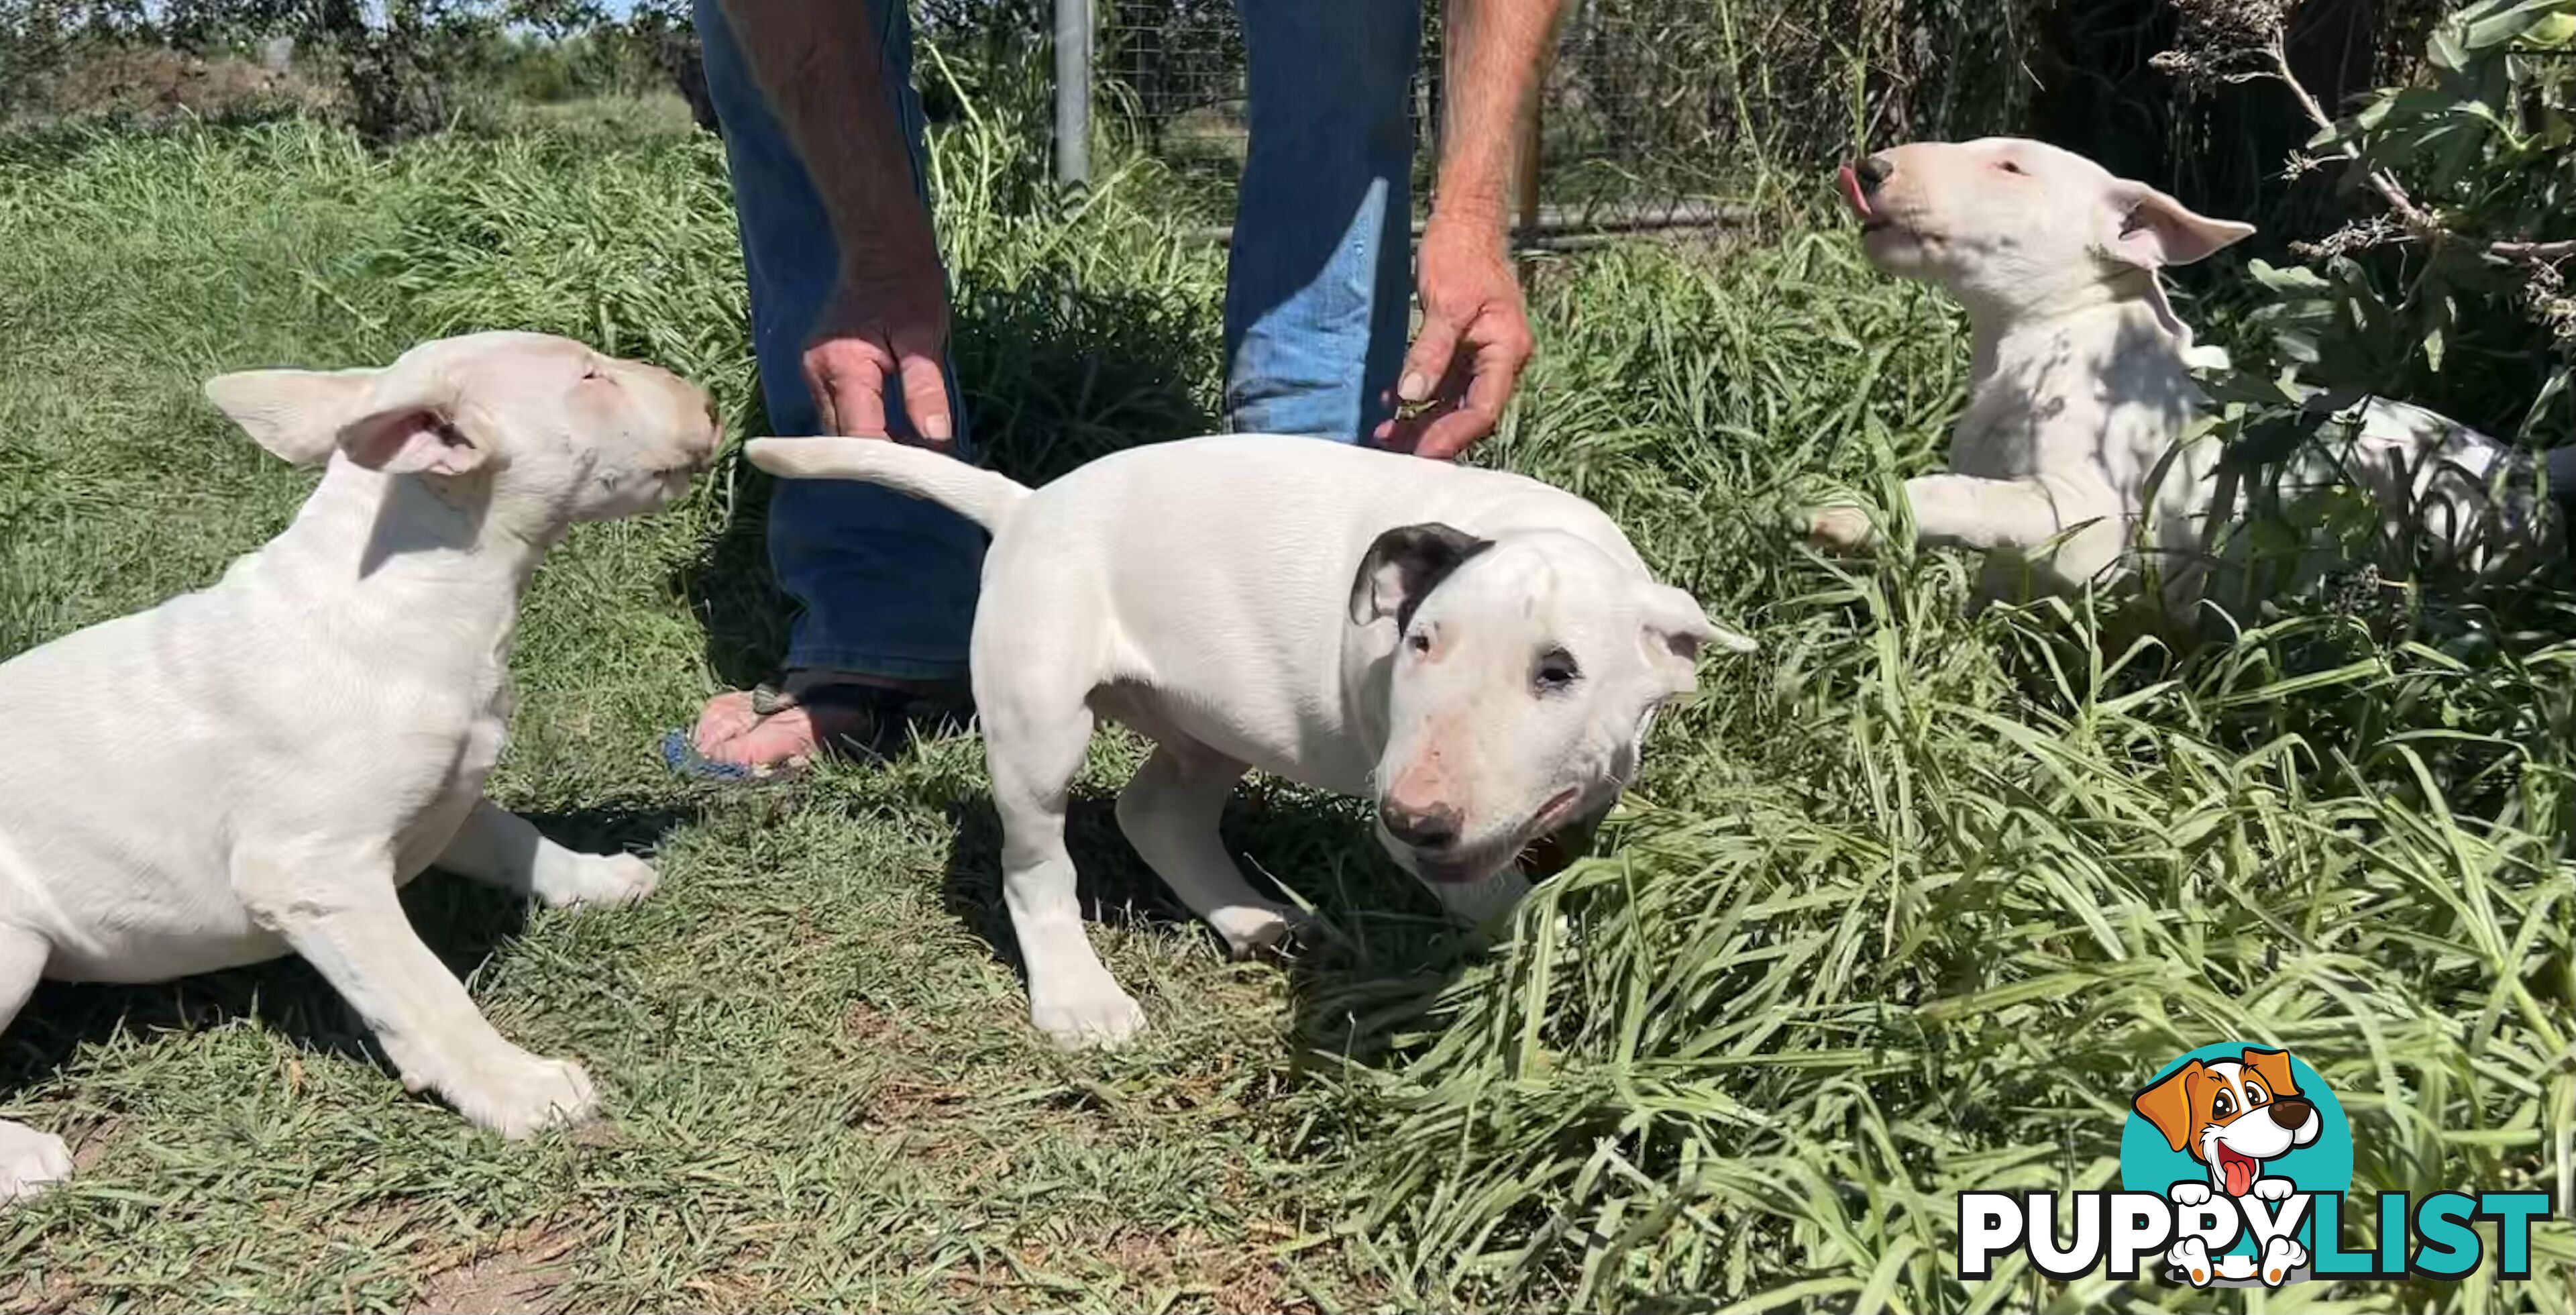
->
[[2211, 1092, 2236, 1119], [2245, 1084, 2268, 1105], [1533, 647, 1580, 692], [1998, 159, 2026, 175], [1407, 631, 1432, 654]]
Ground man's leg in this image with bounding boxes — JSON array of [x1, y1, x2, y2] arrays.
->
[[692, 0, 986, 766], [1226, 0, 1421, 441]]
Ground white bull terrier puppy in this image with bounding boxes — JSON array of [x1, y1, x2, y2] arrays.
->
[[747, 435, 1754, 1049], [0, 331, 720, 1203], [1813, 136, 2576, 616]]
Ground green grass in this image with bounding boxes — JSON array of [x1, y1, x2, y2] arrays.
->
[[0, 103, 2570, 1314]]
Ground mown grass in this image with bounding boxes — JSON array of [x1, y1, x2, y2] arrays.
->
[[0, 95, 2569, 1314]]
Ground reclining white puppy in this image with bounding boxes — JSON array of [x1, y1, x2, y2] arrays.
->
[[1812, 136, 2576, 615], [747, 435, 1754, 1048], [0, 331, 720, 1203]]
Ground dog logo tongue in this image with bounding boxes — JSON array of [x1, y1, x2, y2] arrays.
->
[[2220, 1147, 2257, 1196]]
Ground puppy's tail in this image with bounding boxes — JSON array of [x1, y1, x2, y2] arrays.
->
[[745, 437, 1032, 532]]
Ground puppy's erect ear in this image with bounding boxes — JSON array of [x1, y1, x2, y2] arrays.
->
[[2104, 182, 2255, 271], [1350, 522, 1492, 629], [2133, 1059, 2207, 1153], [205, 368, 374, 464], [2239, 1047, 2300, 1100], [1635, 582, 1756, 694], [205, 368, 485, 476]]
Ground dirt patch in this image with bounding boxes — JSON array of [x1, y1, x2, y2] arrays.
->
[[0, 1264, 89, 1315], [407, 1226, 582, 1315]]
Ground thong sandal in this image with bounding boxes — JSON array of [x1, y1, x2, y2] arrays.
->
[[657, 682, 901, 783]]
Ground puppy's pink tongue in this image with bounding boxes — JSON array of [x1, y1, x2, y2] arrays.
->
[[2224, 1159, 2253, 1197], [1837, 163, 1872, 221]]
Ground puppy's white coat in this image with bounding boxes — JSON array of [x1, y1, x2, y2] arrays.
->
[[1817, 136, 2576, 613], [0, 332, 718, 1204], [747, 435, 1752, 1049]]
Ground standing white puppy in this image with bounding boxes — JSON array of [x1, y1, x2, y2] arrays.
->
[[0, 331, 720, 1203], [1814, 137, 2576, 613], [747, 435, 1753, 1049]]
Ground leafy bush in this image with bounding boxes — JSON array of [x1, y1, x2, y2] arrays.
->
[[2165, 0, 2576, 556]]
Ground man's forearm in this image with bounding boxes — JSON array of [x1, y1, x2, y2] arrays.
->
[[1430, 0, 1566, 231], [713, 0, 934, 270]]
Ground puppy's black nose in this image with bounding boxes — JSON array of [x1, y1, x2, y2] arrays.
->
[[1379, 800, 1464, 851], [2269, 1098, 2314, 1130], [1853, 155, 1894, 193]]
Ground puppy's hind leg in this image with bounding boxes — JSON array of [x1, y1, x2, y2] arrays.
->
[[0, 924, 72, 1205], [984, 680, 1145, 1049], [1116, 742, 1304, 959], [433, 798, 659, 911]]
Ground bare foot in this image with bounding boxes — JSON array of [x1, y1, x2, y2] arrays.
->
[[688, 689, 879, 770]]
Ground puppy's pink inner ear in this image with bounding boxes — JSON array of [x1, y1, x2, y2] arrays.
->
[[2112, 187, 2253, 270], [343, 409, 485, 476]]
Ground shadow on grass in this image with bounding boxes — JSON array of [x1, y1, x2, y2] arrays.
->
[[669, 268, 1221, 695], [932, 780, 1484, 1065], [0, 804, 697, 1112]]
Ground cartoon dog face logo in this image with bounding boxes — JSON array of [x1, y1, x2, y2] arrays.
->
[[2132, 1048, 2321, 1198]]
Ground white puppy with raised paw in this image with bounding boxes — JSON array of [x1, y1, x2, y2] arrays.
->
[[0, 332, 720, 1201], [1816, 136, 2576, 618], [748, 435, 1753, 1049]]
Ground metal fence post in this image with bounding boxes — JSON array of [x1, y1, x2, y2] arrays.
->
[[1055, 0, 1091, 187]]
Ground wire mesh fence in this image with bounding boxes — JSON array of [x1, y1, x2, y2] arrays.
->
[[1091, 0, 2048, 242]]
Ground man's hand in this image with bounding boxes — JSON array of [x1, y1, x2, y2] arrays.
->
[[1375, 215, 1533, 460], [1377, 0, 1564, 460], [717, 0, 954, 442], [804, 253, 953, 443]]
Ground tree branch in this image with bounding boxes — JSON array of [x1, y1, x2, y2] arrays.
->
[[2263, 38, 2442, 237], [2257, 38, 2574, 270]]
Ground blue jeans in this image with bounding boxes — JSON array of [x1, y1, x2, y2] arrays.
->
[[697, 0, 1420, 683]]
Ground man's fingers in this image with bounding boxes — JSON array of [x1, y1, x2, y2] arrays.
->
[[894, 350, 953, 446], [1413, 408, 1491, 462], [801, 356, 840, 437], [835, 355, 892, 439], [1415, 325, 1529, 460], [807, 344, 892, 439], [1397, 314, 1465, 405]]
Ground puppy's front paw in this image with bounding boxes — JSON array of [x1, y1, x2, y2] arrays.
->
[[2169, 1181, 2212, 1207], [0, 1122, 72, 1206], [444, 1049, 598, 1138], [2261, 1237, 2306, 1286], [1030, 978, 1147, 1050], [1210, 904, 1311, 961], [535, 853, 659, 911], [2166, 1237, 2213, 1287], [1807, 505, 1876, 552], [2251, 1175, 2294, 1202]]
